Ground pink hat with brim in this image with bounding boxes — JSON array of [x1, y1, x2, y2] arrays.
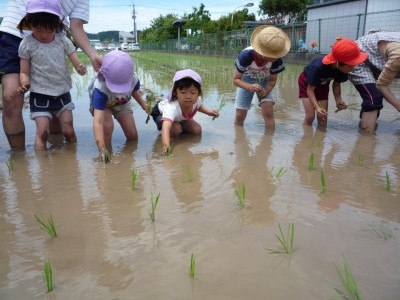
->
[[101, 50, 134, 93], [322, 39, 368, 66], [26, 0, 61, 17], [167, 69, 202, 101]]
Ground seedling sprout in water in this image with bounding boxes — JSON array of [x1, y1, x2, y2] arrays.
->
[[43, 260, 53, 293], [131, 168, 138, 190], [234, 181, 246, 209], [332, 255, 362, 300], [385, 171, 391, 192], [181, 165, 193, 183], [320, 170, 327, 193], [357, 154, 365, 166], [147, 193, 160, 222], [307, 152, 316, 171], [6, 157, 13, 172], [35, 214, 58, 238], [164, 143, 174, 156], [269, 166, 287, 181], [266, 222, 295, 254], [189, 253, 196, 278]]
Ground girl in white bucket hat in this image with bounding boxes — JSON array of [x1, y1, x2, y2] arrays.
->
[[233, 25, 290, 129]]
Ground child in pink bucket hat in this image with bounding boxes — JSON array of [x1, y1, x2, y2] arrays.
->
[[88, 50, 149, 162], [17, 0, 87, 151], [298, 39, 367, 127], [150, 69, 219, 155]]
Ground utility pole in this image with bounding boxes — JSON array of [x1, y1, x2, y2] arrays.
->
[[132, 2, 137, 43]]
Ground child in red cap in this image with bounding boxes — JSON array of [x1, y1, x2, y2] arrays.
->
[[298, 39, 367, 127], [150, 69, 219, 155]]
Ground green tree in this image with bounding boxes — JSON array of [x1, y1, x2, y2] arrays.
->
[[140, 13, 179, 43], [259, 0, 311, 23], [183, 4, 211, 35]]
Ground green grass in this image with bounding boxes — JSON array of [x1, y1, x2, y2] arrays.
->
[[35, 214, 58, 238], [320, 170, 327, 193], [366, 221, 393, 240], [269, 166, 287, 181], [234, 181, 246, 209], [385, 171, 391, 192], [43, 260, 53, 293], [307, 152, 316, 170], [131, 168, 138, 190], [189, 253, 195, 278], [332, 255, 363, 300], [266, 222, 295, 254], [147, 193, 160, 222], [181, 165, 193, 183], [6, 157, 13, 172]]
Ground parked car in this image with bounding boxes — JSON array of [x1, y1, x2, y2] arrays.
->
[[107, 43, 116, 51], [129, 43, 140, 51]]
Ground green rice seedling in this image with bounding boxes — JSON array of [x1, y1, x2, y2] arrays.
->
[[266, 222, 295, 254], [213, 97, 228, 120], [131, 168, 138, 190], [357, 154, 365, 166], [43, 260, 53, 293], [366, 220, 393, 240], [181, 165, 193, 183], [385, 171, 391, 192], [234, 181, 246, 209], [269, 166, 287, 181], [332, 255, 362, 300], [147, 193, 160, 222], [35, 214, 58, 238], [145, 92, 156, 123], [307, 152, 316, 171], [6, 157, 14, 172], [189, 253, 195, 278], [320, 170, 327, 193], [164, 143, 174, 156]]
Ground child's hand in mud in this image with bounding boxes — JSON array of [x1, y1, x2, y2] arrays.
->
[[17, 83, 30, 94]]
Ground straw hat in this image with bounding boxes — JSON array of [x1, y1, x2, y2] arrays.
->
[[250, 25, 291, 58]]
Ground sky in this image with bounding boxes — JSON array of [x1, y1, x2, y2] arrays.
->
[[0, 0, 261, 34]]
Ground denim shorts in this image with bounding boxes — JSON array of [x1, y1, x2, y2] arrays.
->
[[234, 74, 274, 110], [29, 92, 75, 120], [0, 32, 22, 79]]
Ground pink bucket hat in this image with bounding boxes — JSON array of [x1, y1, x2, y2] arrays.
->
[[26, 0, 61, 17], [167, 69, 202, 100], [101, 50, 134, 93]]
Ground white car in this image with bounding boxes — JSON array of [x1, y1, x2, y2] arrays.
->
[[129, 43, 140, 51]]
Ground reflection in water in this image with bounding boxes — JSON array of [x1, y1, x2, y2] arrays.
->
[[0, 57, 399, 299]]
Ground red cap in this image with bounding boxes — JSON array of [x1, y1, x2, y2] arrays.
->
[[322, 39, 367, 66]]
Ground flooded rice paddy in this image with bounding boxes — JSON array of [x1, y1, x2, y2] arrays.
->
[[0, 52, 400, 299]]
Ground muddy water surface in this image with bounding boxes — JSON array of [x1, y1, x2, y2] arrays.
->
[[1, 58, 400, 299]]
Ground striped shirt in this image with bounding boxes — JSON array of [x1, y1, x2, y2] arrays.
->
[[0, 0, 89, 38]]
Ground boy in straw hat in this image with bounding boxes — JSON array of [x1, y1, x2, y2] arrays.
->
[[298, 39, 367, 127], [233, 25, 290, 129]]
